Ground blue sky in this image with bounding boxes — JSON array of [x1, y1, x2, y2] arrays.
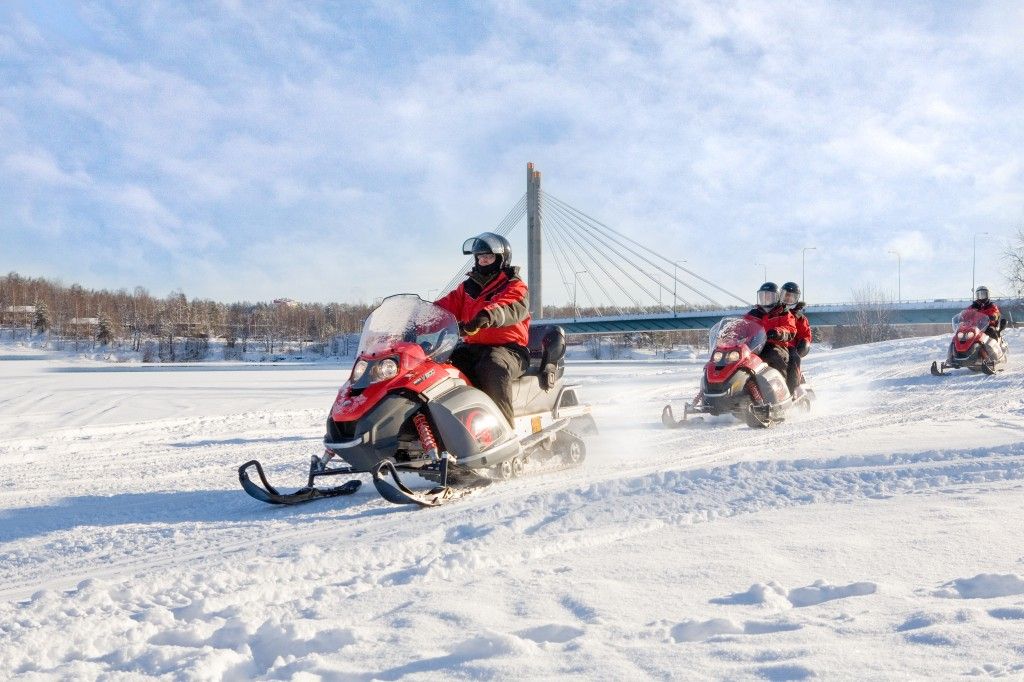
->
[[2, 1, 1022, 306]]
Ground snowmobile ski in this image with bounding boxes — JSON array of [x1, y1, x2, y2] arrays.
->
[[371, 459, 491, 508], [238, 457, 362, 505], [662, 403, 686, 428], [930, 360, 945, 376]]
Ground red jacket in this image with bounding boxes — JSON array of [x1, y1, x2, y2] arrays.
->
[[743, 305, 796, 346], [435, 266, 530, 348], [789, 310, 812, 349], [971, 300, 1000, 328]]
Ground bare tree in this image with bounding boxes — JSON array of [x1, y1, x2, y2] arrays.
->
[[833, 285, 900, 347], [1003, 227, 1024, 298]]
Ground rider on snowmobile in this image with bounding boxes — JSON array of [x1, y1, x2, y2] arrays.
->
[[743, 282, 796, 379], [781, 281, 811, 393], [434, 232, 531, 426], [970, 286, 1003, 340]]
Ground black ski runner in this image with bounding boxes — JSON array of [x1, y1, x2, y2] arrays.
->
[[372, 460, 491, 508], [239, 458, 362, 505]]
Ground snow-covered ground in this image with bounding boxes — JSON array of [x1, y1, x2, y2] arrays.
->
[[2, 332, 1024, 680]]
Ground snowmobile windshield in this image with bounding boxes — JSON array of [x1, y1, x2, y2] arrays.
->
[[709, 317, 767, 354], [953, 308, 992, 332], [358, 294, 460, 361]]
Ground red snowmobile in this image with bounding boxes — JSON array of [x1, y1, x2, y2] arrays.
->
[[239, 294, 596, 507], [662, 316, 813, 428], [930, 307, 1008, 376]]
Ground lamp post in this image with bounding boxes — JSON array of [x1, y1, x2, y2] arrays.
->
[[756, 262, 767, 282], [573, 270, 587, 321], [801, 247, 817, 299], [888, 250, 901, 304], [972, 231, 989, 297], [672, 259, 686, 317]]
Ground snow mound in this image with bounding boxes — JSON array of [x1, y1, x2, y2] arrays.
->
[[711, 580, 877, 609], [934, 574, 1024, 599]]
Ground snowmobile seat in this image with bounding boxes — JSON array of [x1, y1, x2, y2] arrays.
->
[[524, 324, 566, 390], [510, 325, 567, 417]]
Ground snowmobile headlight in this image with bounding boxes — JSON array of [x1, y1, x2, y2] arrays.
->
[[712, 351, 723, 362], [372, 358, 399, 382], [351, 360, 368, 382], [726, 350, 740, 362]]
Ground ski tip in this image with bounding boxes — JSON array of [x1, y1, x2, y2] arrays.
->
[[661, 404, 677, 428], [661, 404, 689, 429]]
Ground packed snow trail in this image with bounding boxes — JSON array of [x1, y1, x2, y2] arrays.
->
[[1, 334, 1024, 679]]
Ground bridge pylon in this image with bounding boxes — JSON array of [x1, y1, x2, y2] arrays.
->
[[526, 163, 542, 319]]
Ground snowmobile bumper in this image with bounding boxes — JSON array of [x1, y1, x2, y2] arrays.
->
[[324, 394, 423, 471], [238, 456, 362, 505]]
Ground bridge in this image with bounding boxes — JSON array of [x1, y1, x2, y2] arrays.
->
[[440, 164, 978, 333], [542, 300, 971, 335]]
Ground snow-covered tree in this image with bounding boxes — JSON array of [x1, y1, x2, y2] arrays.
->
[[33, 302, 50, 334], [97, 315, 115, 346]]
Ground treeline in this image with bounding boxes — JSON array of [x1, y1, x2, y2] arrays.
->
[[0, 272, 374, 358], [0, 271, 723, 360]]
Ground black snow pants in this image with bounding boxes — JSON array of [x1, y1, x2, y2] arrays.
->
[[786, 347, 802, 393], [449, 343, 529, 426], [757, 343, 790, 382]]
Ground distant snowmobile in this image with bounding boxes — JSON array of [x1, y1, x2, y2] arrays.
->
[[662, 316, 813, 428], [239, 294, 596, 508], [930, 307, 1008, 376]]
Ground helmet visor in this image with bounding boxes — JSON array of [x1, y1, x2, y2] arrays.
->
[[757, 290, 778, 307], [782, 290, 799, 306], [462, 233, 506, 256], [462, 237, 492, 255], [975, 287, 989, 300]]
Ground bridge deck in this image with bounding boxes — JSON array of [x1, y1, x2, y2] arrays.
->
[[543, 300, 974, 334]]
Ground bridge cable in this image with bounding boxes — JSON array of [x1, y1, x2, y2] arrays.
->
[[543, 200, 666, 312], [543, 191, 749, 306], [538, 200, 577, 308], [539, 206, 604, 314], [540, 202, 628, 315], [543, 191, 717, 307], [543, 197, 693, 311]]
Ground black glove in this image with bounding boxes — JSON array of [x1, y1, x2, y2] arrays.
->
[[767, 329, 790, 342], [461, 311, 491, 336]]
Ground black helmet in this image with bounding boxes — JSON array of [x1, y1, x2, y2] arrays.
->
[[462, 232, 511, 268], [781, 281, 801, 307], [975, 285, 990, 303], [757, 282, 779, 308]]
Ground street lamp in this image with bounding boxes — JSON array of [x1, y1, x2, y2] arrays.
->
[[672, 259, 686, 317], [756, 262, 767, 282], [972, 231, 989, 297], [573, 270, 587, 321], [801, 247, 817, 299], [888, 250, 901, 304]]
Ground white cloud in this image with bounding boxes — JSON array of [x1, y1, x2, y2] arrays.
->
[[3, 150, 91, 187], [1, 1, 1023, 303], [886, 231, 934, 262]]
